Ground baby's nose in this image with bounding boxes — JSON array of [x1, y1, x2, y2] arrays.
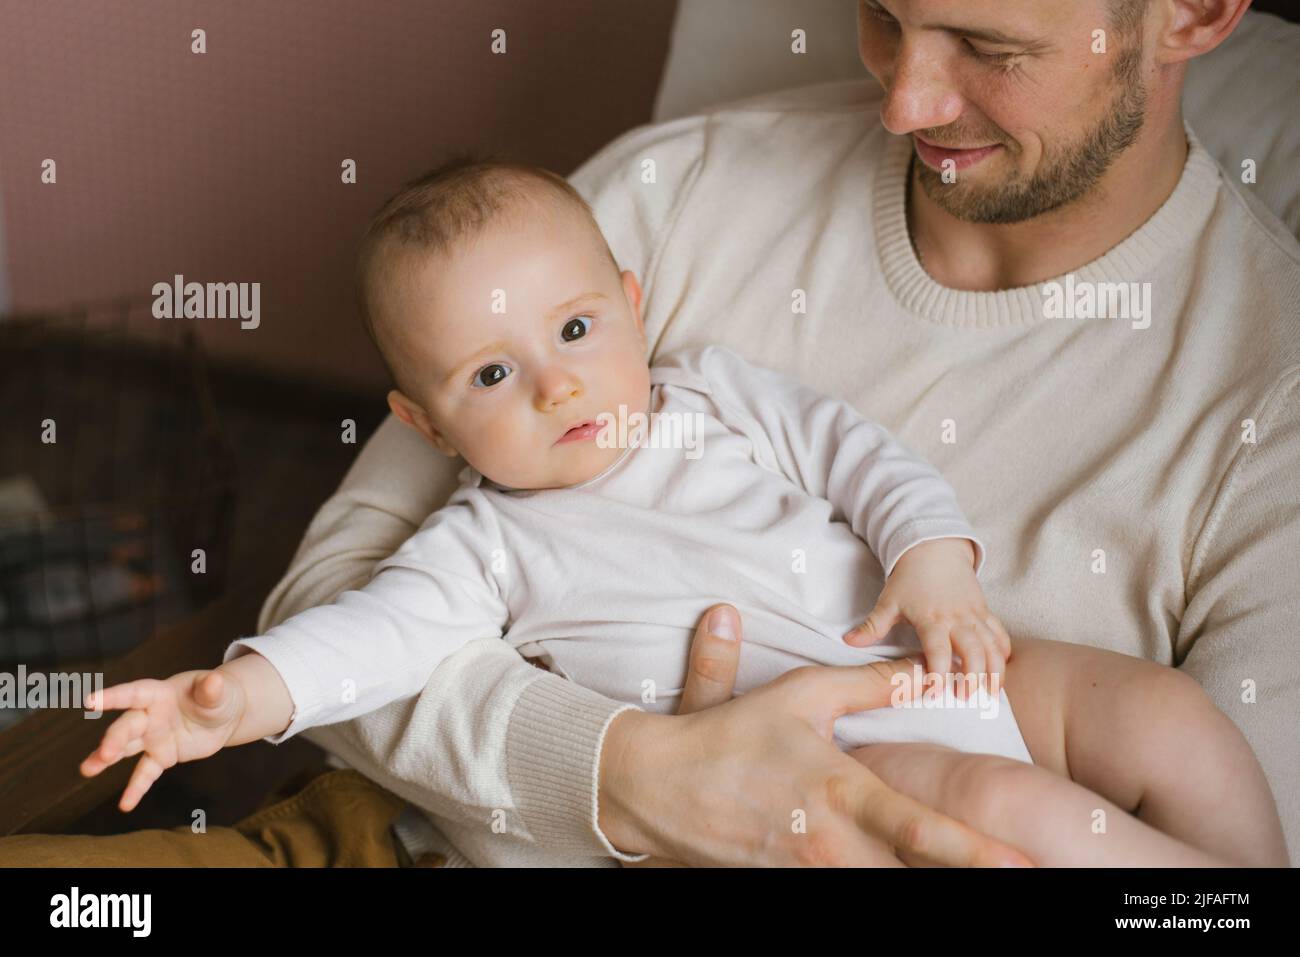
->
[[534, 369, 582, 408]]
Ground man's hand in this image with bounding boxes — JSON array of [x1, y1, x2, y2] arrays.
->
[[843, 538, 1012, 698], [610, 603, 1034, 867]]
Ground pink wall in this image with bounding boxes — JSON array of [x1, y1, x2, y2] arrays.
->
[[0, 0, 677, 393]]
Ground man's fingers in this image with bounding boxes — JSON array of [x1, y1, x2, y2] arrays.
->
[[793, 658, 920, 722], [622, 856, 687, 868], [825, 826, 908, 867], [848, 771, 1032, 868], [677, 604, 742, 715]]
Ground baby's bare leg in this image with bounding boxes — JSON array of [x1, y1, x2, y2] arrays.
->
[[850, 742, 1224, 866], [1001, 637, 1288, 867]]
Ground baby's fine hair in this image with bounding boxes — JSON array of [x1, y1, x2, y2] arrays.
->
[[353, 151, 618, 388]]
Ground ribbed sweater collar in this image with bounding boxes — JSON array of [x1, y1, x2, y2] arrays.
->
[[872, 121, 1222, 328]]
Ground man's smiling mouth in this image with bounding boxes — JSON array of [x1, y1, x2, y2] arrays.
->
[[913, 133, 1003, 171]]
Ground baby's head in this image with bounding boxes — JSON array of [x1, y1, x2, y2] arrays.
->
[[355, 153, 651, 491]]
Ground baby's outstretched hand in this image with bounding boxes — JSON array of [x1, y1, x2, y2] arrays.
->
[[80, 670, 246, 811], [842, 538, 1012, 698]]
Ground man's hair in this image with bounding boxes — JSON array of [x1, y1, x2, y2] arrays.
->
[[353, 151, 618, 393], [1107, 0, 1147, 35]]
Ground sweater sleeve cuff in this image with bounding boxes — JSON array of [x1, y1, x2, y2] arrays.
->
[[505, 675, 650, 863]]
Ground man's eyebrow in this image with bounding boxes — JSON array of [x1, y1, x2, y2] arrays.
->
[[923, 18, 1053, 51], [440, 292, 608, 387], [867, 1, 1047, 48]]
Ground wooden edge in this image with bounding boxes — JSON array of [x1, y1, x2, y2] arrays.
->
[[0, 551, 286, 836]]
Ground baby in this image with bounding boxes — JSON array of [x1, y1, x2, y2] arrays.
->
[[82, 157, 1287, 867]]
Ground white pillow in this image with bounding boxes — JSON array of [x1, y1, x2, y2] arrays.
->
[[653, 3, 1300, 238]]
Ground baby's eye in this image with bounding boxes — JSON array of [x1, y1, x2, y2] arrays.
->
[[472, 363, 511, 389], [561, 315, 593, 342]]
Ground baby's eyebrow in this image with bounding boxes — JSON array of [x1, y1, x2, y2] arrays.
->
[[441, 338, 510, 388], [440, 291, 609, 387], [545, 291, 607, 320]]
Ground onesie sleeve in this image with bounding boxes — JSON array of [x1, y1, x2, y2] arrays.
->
[[682, 344, 986, 579], [224, 490, 509, 743]]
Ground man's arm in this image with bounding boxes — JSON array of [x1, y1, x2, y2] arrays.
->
[[1177, 367, 1300, 863], [258, 114, 708, 858]]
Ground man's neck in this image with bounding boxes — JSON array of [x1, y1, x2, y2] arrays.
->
[[908, 117, 1190, 291]]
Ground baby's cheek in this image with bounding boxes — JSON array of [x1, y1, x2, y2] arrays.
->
[[483, 416, 548, 482]]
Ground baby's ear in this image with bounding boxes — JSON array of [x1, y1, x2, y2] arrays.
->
[[387, 389, 456, 456], [622, 269, 644, 317]]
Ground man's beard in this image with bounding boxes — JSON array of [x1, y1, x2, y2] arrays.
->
[[913, 41, 1148, 225]]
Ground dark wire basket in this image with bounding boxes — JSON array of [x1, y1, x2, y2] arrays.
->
[[0, 298, 237, 707]]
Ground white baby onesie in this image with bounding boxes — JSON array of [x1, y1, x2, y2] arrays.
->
[[225, 344, 1033, 768]]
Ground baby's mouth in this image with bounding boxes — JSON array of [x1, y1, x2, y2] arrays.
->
[[555, 419, 599, 445]]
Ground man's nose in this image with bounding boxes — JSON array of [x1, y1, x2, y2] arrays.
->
[[878, 39, 963, 136], [533, 364, 582, 411]]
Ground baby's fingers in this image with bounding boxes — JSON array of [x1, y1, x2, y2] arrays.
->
[[118, 754, 166, 812], [985, 614, 1013, 661], [974, 620, 1006, 689], [80, 710, 149, 777], [844, 600, 900, 646], [950, 626, 986, 699], [914, 621, 952, 694], [85, 679, 159, 715]]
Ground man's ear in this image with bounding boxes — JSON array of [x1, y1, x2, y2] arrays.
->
[[387, 389, 458, 457], [621, 269, 646, 345], [1155, 0, 1252, 66]]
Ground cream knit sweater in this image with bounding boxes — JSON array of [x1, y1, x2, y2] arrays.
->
[[257, 79, 1300, 866]]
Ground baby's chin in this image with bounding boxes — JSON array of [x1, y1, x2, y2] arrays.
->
[[483, 441, 626, 492]]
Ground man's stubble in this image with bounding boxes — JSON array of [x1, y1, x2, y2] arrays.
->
[[913, 32, 1148, 225]]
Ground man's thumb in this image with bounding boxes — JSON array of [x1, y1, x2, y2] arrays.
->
[[676, 604, 743, 715], [817, 657, 925, 722]]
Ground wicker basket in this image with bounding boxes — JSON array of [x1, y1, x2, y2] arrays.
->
[[0, 298, 237, 684]]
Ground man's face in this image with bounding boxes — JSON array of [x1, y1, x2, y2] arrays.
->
[[856, 0, 1149, 224], [375, 198, 651, 492]]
